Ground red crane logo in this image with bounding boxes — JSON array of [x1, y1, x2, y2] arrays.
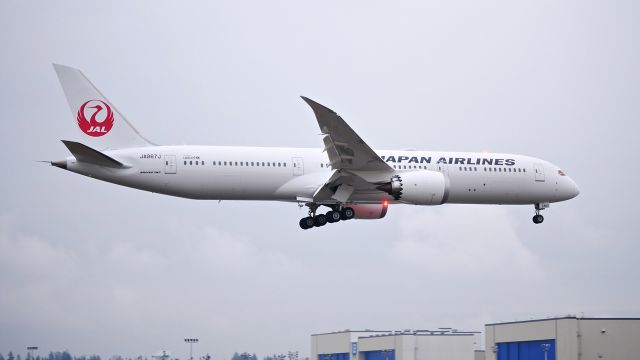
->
[[77, 100, 114, 137]]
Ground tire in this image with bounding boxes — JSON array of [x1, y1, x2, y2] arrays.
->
[[300, 217, 314, 229], [532, 215, 544, 224], [326, 210, 341, 223], [342, 207, 355, 220], [314, 214, 328, 227]]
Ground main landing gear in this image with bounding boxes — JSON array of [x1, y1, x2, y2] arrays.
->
[[299, 204, 355, 230], [532, 202, 549, 224]]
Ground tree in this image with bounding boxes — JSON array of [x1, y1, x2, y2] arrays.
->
[[0, 352, 5, 360], [8, 352, 15, 360]]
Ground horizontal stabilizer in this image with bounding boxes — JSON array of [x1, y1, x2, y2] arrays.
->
[[61, 140, 125, 168]]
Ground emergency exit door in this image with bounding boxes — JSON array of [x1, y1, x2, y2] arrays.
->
[[164, 155, 177, 174], [533, 163, 545, 182], [292, 157, 304, 176]]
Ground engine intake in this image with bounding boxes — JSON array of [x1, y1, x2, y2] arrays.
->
[[377, 171, 448, 205]]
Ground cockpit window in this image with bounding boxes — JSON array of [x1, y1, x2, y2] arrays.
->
[[558, 170, 566, 176]]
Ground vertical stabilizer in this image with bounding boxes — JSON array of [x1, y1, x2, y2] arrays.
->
[[53, 64, 154, 150]]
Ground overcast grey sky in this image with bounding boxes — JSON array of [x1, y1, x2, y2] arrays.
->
[[1, 0, 639, 359]]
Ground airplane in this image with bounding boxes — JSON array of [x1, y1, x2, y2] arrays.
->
[[49, 64, 580, 229]]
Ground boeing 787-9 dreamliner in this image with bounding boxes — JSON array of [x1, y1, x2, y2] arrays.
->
[[49, 64, 579, 229]]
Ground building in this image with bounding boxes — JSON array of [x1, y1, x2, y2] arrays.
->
[[311, 329, 483, 360], [485, 316, 640, 360]]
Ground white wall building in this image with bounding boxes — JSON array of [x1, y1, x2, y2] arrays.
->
[[311, 329, 482, 360], [485, 316, 640, 360]]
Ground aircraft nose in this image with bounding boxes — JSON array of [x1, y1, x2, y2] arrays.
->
[[566, 177, 580, 199]]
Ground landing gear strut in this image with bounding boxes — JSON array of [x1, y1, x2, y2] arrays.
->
[[532, 203, 549, 224], [299, 203, 355, 230]]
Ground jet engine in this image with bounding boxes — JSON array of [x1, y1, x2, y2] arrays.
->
[[376, 171, 448, 205], [349, 203, 389, 219]]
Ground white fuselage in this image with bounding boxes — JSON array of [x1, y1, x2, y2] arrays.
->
[[61, 146, 580, 206]]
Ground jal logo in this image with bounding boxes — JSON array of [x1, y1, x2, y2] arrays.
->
[[77, 100, 114, 137]]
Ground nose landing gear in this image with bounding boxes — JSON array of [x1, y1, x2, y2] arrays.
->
[[532, 202, 549, 224], [299, 203, 355, 230]]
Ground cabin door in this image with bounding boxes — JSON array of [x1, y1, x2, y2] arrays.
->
[[292, 157, 304, 176], [164, 155, 177, 174], [533, 163, 545, 182]]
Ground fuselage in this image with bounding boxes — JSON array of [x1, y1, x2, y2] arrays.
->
[[59, 146, 580, 206]]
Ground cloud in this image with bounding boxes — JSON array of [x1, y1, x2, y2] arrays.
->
[[388, 205, 545, 282]]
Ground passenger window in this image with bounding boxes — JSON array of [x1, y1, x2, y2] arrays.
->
[[284, 163, 286, 167], [474, 167, 477, 171], [278, 163, 281, 167], [190, 161, 193, 165], [321, 163, 323, 168], [262, 162, 265, 166]]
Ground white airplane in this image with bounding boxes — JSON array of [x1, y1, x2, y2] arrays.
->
[[50, 64, 579, 229]]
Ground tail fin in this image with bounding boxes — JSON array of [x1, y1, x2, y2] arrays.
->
[[53, 64, 154, 150]]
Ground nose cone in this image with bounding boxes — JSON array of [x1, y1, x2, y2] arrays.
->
[[565, 177, 580, 199]]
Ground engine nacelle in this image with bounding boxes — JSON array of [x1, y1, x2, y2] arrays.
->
[[377, 171, 448, 205], [350, 203, 389, 219]]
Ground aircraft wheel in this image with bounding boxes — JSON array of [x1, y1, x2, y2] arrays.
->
[[300, 217, 314, 229], [532, 214, 544, 224], [326, 210, 341, 223], [341, 207, 355, 220], [314, 214, 328, 227]]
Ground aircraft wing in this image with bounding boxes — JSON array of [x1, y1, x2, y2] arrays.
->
[[301, 97, 393, 172], [300, 97, 394, 204]]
